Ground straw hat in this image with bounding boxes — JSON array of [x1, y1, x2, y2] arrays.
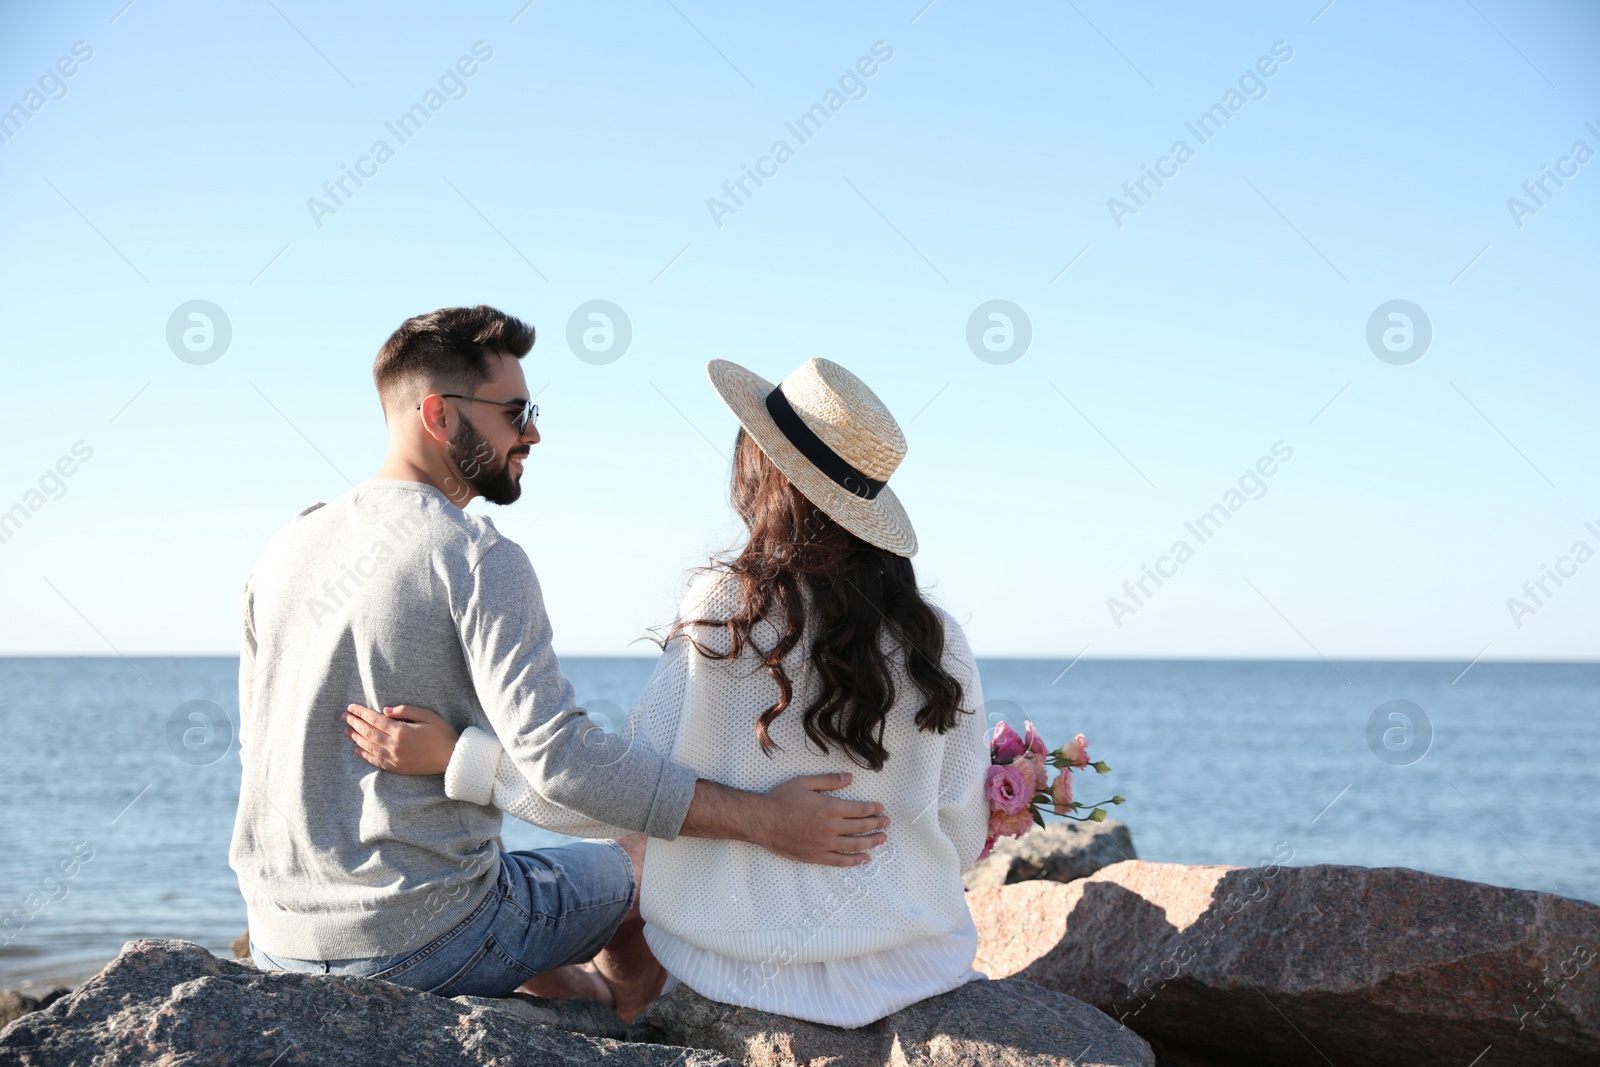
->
[[706, 357, 917, 557]]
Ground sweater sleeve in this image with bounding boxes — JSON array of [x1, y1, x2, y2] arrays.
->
[[236, 574, 256, 771], [444, 619, 699, 838], [934, 613, 991, 871], [444, 725, 628, 837], [454, 540, 699, 840]]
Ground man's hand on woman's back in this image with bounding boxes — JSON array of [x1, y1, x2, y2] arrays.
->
[[679, 773, 890, 867]]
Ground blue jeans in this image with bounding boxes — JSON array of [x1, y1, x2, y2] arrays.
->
[[250, 841, 636, 999]]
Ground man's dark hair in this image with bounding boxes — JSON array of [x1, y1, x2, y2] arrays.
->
[[373, 305, 535, 407]]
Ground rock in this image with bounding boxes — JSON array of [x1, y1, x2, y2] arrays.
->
[[963, 819, 1137, 891], [0, 938, 735, 1066], [629, 975, 1155, 1066], [230, 927, 251, 961], [971, 860, 1600, 1067], [0, 993, 29, 1031], [0, 990, 70, 1031], [452, 991, 627, 1040]]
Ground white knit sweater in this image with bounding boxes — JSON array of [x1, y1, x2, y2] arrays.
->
[[442, 569, 992, 1026]]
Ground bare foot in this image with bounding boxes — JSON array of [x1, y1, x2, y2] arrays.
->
[[514, 963, 615, 1008], [606, 958, 668, 1025]]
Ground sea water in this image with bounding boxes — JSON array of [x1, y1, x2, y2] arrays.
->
[[1, 656, 1594, 990]]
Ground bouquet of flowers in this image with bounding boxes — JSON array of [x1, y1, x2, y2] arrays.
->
[[981, 721, 1123, 859]]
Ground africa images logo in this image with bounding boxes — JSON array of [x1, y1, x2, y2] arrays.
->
[[306, 42, 495, 229], [1106, 41, 1294, 229]]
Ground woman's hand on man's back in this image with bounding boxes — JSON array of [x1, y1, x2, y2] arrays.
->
[[343, 703, 459, 775]]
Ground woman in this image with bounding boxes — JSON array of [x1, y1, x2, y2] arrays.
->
[[349, 357, 991, 1028]]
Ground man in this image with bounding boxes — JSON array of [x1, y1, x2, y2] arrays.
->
[[230, 305, 888, 1019]]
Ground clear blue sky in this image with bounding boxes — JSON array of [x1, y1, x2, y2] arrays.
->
[[2, 0, 1596, 659]]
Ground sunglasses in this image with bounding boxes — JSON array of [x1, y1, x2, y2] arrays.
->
[[420, 394, 539, 434]]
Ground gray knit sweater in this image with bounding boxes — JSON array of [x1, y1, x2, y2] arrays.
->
[[228, 480, 698, 959]]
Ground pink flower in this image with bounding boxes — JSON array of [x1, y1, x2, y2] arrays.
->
[[990, 721, 1025, 763], [1049, 769, 1074, 815], [987, 808, 1035, 843], [1014, 752, 1049, 794], [985, 763, 1032, 815], [1056, 733, 1090, 770], [1024, 721, 1047, 756]]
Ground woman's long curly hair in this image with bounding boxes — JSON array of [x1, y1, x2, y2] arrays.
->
[[667, 428, 966, 771]]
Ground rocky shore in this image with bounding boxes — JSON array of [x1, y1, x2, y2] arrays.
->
[[2, 822, 1595, 1066]]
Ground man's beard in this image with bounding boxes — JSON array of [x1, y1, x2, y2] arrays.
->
[[448, 414, 526, 505]]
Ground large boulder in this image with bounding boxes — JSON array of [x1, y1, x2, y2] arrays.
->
[[629, 975, 1155, 1066], [0, 938, 734, 1066], [970, 860, 1600, 1067], [963, 819, 1137, 891]]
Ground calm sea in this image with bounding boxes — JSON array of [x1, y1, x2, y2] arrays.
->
[[2, 656, 1595, 991]]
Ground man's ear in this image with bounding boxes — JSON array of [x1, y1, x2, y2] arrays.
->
[[416, 394, 454, 444]]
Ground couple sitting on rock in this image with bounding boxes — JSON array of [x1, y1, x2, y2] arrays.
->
[[230, 305, 991, 1028]]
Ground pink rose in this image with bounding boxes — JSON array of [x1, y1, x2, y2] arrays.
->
[[990, 721, 1025, 763], [987, 808, 1035, 842], [985, 763, 1031, 815], [1014, 752, 1049, 794], [1049, 769, 1074, 815], [1056, 733, 1090, 770], [1024, 720, 1047, 757]]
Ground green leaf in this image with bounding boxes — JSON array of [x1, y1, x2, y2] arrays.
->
[[1031, 807, 1047, 828]]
